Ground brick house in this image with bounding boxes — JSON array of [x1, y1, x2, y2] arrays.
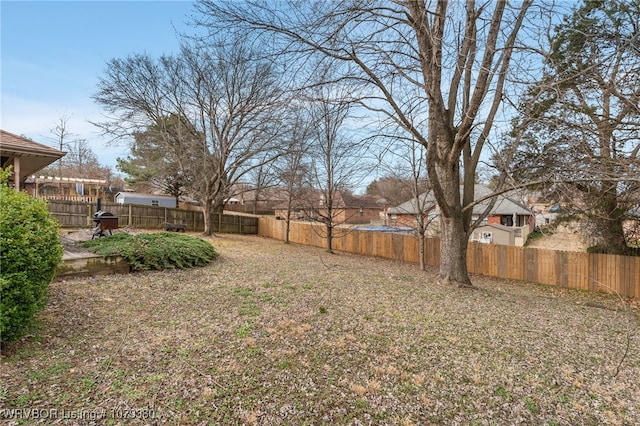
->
[[386, 185, 535, 245], [274, 190, 387, 225]]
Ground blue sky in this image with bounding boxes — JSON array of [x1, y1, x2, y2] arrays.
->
[[1, 0, 196, 171]]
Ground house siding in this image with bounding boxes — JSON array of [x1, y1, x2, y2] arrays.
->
[[114, 192, 176, 208]]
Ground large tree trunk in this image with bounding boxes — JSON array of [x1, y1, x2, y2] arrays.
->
[[285, 214, 291, 244], [595, 189, 628, 254], [326, 224, 333, 253], [427, 153, 474, 287], [600, 218, 627, 254], [439, 215, 472, 287], [202, 200, 213, 236], [427, 129, 474, 288], [594, 133, 628, 254], [203, 197, 224, 236], [418, 231, 426, 271], [284, 195, 293, 244]]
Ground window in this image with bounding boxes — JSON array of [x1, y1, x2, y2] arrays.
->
[[152, 200, 159, 206], [478, 232, 493, 243]]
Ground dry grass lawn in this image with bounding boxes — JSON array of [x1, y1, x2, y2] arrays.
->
[[1, 234, 639, 425]]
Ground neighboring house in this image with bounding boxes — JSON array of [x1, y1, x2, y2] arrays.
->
[[516, 190, 560, 227], [274, 190, 387, 225], [225, 184, 291, 214], [114, 192, 177, 208], [386, 185, 535, 246], [470, 223, 529, 246], [385, 193, 440, 236], [0, 129, 66, 191]]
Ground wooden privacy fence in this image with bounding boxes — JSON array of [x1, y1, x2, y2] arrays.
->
[[258, 217, 640, 298], [46, 200, 258, 234]]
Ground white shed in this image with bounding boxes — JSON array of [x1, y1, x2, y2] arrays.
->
[[114, 192, 177, 208]]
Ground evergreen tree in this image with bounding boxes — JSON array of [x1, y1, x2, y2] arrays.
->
[[511, 0, 640, 254]]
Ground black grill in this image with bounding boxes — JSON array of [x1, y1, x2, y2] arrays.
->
[[92, 211, 118, 239]]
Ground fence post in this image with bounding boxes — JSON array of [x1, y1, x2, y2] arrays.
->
[[128, 204, 132, 227]]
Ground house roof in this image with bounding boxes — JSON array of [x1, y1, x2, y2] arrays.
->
[[0, 129, 66, 180], [475, 223, 519, 233], [235, 186, 291, 203], [387, 184, 533, 216], [273, 189, 386, 211], [340, 192, 387, 209], [115, 192, 176, 199], [387, 192, 434, 215]]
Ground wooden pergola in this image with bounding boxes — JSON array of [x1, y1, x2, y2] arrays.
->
[[0, 129, 66, 191]]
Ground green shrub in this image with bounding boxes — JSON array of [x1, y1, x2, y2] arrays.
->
[[0, 169, 62, 342], [587, 245, 640, 257], [81, 232, 218, 271]]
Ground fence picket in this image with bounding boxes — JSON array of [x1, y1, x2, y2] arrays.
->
[[257, 217, 638, 298], [46, 200, 257, 235]]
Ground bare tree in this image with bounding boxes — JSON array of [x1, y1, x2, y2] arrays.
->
[[242, 153, 281, 215], [381, 140, 434, 270], [273, 107, 315, 244], [93, 36, 288, 235], [304, 84, 369, 253], [40, 138, 111, 180], [196, 0, 540, 286], [366, 175, 415, 207], [51, 115, 72, 181], [41, 116, 112, 183]]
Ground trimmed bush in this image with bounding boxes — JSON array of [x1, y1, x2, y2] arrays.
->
[[1, 169, 62, 342], [81, 232, 218, 271]]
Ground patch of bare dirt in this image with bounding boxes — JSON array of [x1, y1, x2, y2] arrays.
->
[[59, 230, 94, 254], [527, 230, 589, 252]]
